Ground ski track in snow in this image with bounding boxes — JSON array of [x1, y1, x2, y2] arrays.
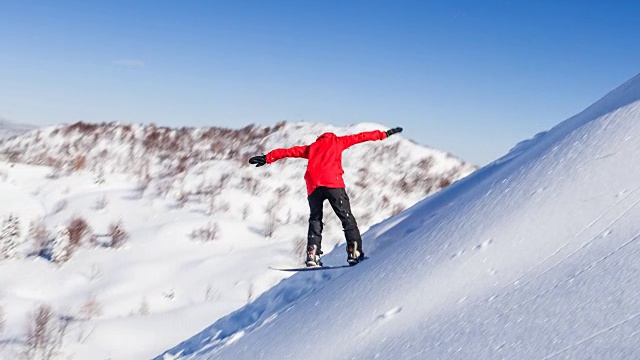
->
[[543, 311, 640, 359], [512, 230, 640, 311], [488, 183, 640, 306]]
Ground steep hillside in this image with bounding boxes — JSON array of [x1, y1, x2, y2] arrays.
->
[[161, 74, 640, 360], [0, 121, 475, 359]]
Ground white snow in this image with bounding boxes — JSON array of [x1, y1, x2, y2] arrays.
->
[[0, 121, 472, 359], [0, 117, 36, 141], [159, 73, 640, 360]]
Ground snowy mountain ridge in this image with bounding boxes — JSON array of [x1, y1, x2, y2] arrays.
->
[[0, 121, 474, 210], [159, 73, 640, 360]]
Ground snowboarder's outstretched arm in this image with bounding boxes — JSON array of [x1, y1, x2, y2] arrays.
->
[[339, 127, 403, 150], [248, 145, 310, 167]]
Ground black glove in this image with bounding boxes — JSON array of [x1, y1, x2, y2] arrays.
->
[[249, 155, 267, 167], [386, 127, 403, 137]]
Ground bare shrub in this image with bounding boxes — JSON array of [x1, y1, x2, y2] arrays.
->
[[206, 194, 229, 215], [68, 217, 92, 250], [391, 204, 406, 216], [355, 168, 369, 189], [295, 214, 307, 226], [275, 185, 290, 198], [205, 284, 220, 302], [265, 199, 278, 217], [162, 289, 175, 301], [264, 213, 278, 238], [72, 155, 87, 172], [217, 201, 230, 213], [293, 237, 307, 259], [94, 168, 106, 185], [24, 304, 56, 360], [190, 222, 220, 242], [247, 283, 255, 303], [354, 179, 368, 189], [94, 195, 108, 210], [108, 221, 129, 248], [218, 173, 231, 189], [395, 176, 412, 194], [418, 157, 434, 170], [242, 204, 251, 221], [136, 175, 152, 198], [56, 314, 73, 351], [380, 195, 391, 211], [0, 304, 5, 337], [437, 176, 453, 190], [78, 294, 103, 321], [422, 176, 437, 195], [240, 176, 260, 196], [45, 163, 64, 180], [66, 121, 98, 135], [176, 192, 190, 208], [358, 211, 373, 226], [138, 297, 150, 316], [155, 180, 173, 197], [264, 199, 279, 238]]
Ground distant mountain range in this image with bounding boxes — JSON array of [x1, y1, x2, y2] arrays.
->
[[0, 118, 36, 140], [0, 121, 477, 230]]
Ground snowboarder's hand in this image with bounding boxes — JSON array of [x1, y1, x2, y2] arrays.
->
[[249, 155, 267, 167], [386, 127, 403, 137]]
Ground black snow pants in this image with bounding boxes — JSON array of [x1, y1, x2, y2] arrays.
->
[[307, 187, 363, 254]]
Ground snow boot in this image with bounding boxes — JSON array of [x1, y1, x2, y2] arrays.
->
[[347, 242, 364, 266], [305, 245, 323, 267]]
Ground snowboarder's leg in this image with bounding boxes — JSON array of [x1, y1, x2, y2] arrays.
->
[[307, 187, 325, 252], [326, 188, 364, 263]]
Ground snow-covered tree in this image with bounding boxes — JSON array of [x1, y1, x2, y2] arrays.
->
[[0, 214, 21, 260], [189, 222, 220, 242], [51, 227, 70, 263]]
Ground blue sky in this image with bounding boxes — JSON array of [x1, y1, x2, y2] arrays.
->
[[0, 1, 639, 165]]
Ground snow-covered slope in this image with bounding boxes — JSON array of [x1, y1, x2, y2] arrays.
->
[[0, 117, 36, 140], [161, 74, 640, 360], [0, 122, 474, 359]]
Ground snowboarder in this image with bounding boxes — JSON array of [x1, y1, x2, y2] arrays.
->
[[249, 126, 403, 266]]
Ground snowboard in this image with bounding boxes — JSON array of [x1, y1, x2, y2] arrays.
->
[[269, 257, 368, 272]]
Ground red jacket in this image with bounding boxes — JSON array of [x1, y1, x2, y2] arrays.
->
[[266, 130, 388, 195]]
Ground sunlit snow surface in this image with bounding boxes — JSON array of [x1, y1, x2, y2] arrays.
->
[[0, 121, 473, 359], [162, 75, 640, 360]]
